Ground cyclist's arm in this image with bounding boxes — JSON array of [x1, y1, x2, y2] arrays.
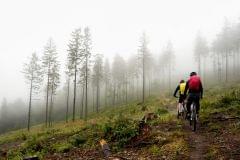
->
[[184, 81, 189, 97], [173, 85, 180, 97]]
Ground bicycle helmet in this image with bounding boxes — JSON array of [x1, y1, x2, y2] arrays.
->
[[180, 80, 185, 83], [190, 72, 197, 76]]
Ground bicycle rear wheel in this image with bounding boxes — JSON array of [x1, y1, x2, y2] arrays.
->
[[191, 102, 197, 132]]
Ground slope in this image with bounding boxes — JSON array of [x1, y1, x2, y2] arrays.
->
[[0, 85, 240, 160]]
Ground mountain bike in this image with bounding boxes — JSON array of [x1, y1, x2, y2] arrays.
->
[[189, 101, 197, 132]]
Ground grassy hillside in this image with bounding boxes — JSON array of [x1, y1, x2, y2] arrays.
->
[[1, 85, 240, 159]]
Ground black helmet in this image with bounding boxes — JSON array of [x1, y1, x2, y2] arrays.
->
[[190, 72, 197, 76], [180, 80, 185, 83]]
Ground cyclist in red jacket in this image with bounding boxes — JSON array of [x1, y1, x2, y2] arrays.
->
[[184, 72, 203, 118]]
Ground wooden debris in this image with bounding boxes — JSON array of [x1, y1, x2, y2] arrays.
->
[[100, 139, 111, 158], [213, 115, 240, 121], [0, 150, 7, 158], [138, 112, 156, 134], [23, 156, 39, 160], [127, 113, 155, 147], [142, 112, 158, 123]]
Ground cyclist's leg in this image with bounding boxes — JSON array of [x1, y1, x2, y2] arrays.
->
[[177, 103, 178, 110], [186, 95, 193, 119], [186, 95, 193, 114], [195, 95, 200, 114], [179, 95, 184, 112], [177, 102, 180, 112]]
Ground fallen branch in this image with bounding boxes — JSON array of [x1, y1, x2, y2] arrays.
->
[[213, 116, 240, 121]]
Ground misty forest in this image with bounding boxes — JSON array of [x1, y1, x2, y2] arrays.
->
[[1, 1, 240, 159]]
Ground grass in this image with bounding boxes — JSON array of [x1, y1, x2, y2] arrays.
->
[[51, 141, 72, 153], [0, 95, 176, 159], [2, 84, 240, 159]]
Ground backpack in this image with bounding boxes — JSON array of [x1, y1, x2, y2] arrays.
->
[[179, 83, 186, 95], [189, 75, 201, 91]]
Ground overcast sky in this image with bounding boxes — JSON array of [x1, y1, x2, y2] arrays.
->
[[0, 0, 240, 102]]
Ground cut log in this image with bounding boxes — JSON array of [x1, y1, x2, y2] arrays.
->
[[100, 139, 111, 158]]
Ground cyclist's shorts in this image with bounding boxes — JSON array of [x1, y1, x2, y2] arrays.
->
[[179, 94, 185, 103]]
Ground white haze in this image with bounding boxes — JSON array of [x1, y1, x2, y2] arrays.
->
[[0, 0, 240, 102]]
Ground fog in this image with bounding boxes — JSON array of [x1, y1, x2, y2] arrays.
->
[[1, 0, 240, 133]]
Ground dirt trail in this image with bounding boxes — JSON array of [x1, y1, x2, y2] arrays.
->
[[168, 103, 209, 160], [182, 119, 209, 160], [187, 131, 207, 159]]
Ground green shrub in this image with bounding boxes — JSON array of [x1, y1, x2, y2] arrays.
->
[[217, 89, 240, 108], [149, 145, 161, 155], [103, 116, 139, 148], [22, 136, 44, 153], [7, 149, 23, 160], [156, 108, 168, 115], [69, 134, 87, 147], [19, 133, 27, 141], [51, 142, 72, 153], [141, 105, 148, 111], [18, 135, 47, 159], [219, 95, 235, 106]]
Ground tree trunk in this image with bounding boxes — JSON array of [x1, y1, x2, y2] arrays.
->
[[237, 49, 240, 79], [113, 83, 116, 106], [142, 55, 145, 103], [45, 64, 50, 127], [85, 56, 88, 120], [66, 78, 70, 123], [222, 55, 224, 82], [148, 77, 150, 97], [136, 77, 139, 101], [132, 78, 134, 100], [92, 86, 95, 112], [169, 63, 171, 94], [72, 63, 77, 122], [125, 77, 128, 104], [116, 86, 119, 105], [217, 53, 221, 82], [80, 84, 85, 119], [49, 92, 53, 127], [226, 52, 228, 82], [233, 52, 236, 79], [97, 78, 100, 113], [27, 78, 33, 131], [105, 81, 107, 107], [49, 80, 54, 127]]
